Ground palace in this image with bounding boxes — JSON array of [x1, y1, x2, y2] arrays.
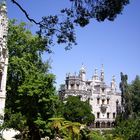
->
[[59, 65, 121, 128], [0, 1, 8, 123]]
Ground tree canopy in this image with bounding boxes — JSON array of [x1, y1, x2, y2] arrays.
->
[[62, 96, 95, 125], [4, 20, 58, 140], [10, 0, 130, 50], [114, 75, 140, 140], [129, 75, 140, 114]]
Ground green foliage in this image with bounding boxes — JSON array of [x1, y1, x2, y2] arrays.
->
[[114, 75, 140, 140], [119, 73, 133, 119], [61, 121, 82, 140], [114, 116, 140, 140], [4, 20, 58, 139], [129, 75, 140, 114], [88, 131, 105, 140], [11, 0, 130, 50], [48, 117, 82, 140], [62, 96, 95, 125]]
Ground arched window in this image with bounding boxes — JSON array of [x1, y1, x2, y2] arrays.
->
[[107, 98, 109, 104], [107, 112, 110, 118], [71, 84, 74, 90], [96, 121, 100, 128], [101, 122, 105, 128], [0, 70, 2, 90], [107, 122, 110, 128], [97, 98, 100, 104], [113, 113, 116, 118], [102, 99, 105, 104], [97, 112, 100, 118]]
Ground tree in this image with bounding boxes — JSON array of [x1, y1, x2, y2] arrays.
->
[[129, 75, 140, 114], [4, 20, 58, 140], [62, 121, 82, 140], [114, 75, 140, 140], [62, 96, 95, 125], [114, 116, 140, 140], [48, 117, 65, 139], [10, 0, 130, 50], [119, 72, 132, 119], [48, 117, 82, 140]]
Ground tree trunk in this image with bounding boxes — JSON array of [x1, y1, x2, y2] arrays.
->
[[28, 123, 41, 140]]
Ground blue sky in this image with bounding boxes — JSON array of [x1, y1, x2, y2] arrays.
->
[[6, 0, 140, 89]]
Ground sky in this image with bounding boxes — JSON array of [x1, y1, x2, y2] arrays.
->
[[6, 0, 140, 90]]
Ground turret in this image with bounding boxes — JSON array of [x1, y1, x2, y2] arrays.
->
[[92, 68, 99, 81], [111, 75, 116, 92], [100, 64, 104, 82], [79, 64, 86, 81]]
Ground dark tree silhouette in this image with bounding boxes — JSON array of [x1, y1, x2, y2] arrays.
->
[[10, 0, 130, 50], [120, 72, 132, 119]]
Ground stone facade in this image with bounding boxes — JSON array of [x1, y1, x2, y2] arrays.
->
[[59, 65, 121, 128], [0, 1, 8, 123]]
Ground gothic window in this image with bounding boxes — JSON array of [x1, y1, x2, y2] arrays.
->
[[113, 113, 116, 118], [97, 112, 100, 118], [107, 122, 110, 128], [116, 100, 119, 105], [0, 71, 2, 90], [97, 98, 100, 104], [71, 84, 74, 90], [107, 99, 109, 104], [101, 122, 105, 128], [102, 99, 105, 104], [107, 113, 110, 118], [96, 121, 100, 128], [102, 88, 105, 93], [76, 84, 79, 90]]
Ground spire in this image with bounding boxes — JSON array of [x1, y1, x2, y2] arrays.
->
[[100, 64, 104, 81], [93, 68, 98, 81], [80, 63, 86, 73], [79, 64, 86, 81], [112, 75, 115, 82], [111, 75, 116, 91], [0, 0, 7, 13]]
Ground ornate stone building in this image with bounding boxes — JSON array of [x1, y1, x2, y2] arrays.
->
[[59, 65, 121, 128], [0, 1, 8, 123]]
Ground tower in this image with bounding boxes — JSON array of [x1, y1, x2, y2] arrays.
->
[[0, 1, 8, 123], [100, 64, 104, 82], [79, 64, 86, 81], [92, 68, 98, 81], [111, 75, 116, 92]]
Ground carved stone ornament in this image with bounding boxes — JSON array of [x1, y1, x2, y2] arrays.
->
[[100, 104, 107, 113]]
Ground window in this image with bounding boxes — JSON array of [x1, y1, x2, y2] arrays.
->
[[76, 84, 79, 90], [97, 112, 100, 118], [113, 113, 115, 118], [0, 71, 2, 90], [96, 122, 100, 128], [116, 100, 119, 105], [101, 122, 105, 128], [107, 122, 110, 128], [107, 113, 110, 118], [97, 98, 100, 104], [71, 84, 74, 90], [102, 88, 105, 93], [102, 99, 105, 104], [107, 99, 109, 104]]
